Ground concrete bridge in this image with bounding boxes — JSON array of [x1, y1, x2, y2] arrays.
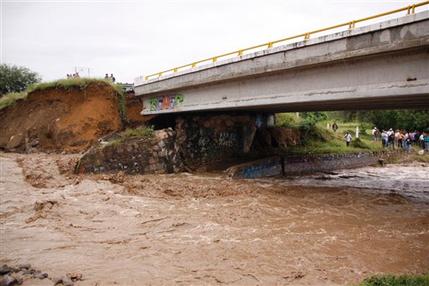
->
[[135, 9, 429, 115]]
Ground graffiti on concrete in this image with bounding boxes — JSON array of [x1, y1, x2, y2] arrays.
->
[[240, 160, 281, 179], [218, 132, 238, 147], [149, 94, 184, 111]]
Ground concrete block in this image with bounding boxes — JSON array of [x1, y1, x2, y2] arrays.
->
[[226, 156, 282, 179]]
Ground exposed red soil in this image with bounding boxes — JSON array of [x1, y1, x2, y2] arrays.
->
[[125, 95, 154, 127], [0, 82, 122, 153]]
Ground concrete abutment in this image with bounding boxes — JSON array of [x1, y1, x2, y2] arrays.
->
[[77, 112, 300, 174]]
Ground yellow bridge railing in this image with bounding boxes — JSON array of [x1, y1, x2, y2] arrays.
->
[[144, 1, 429, 81]]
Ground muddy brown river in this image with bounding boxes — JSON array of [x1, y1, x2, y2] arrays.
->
[[1, 153, 428, 285]]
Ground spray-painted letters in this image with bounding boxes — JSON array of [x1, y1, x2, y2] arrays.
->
[[149, 94, 184, 111]]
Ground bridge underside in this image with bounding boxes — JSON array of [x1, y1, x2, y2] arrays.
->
[[136, 12, 429, 114], [141, 48, 429, 113], [209, 93, 429, 113]]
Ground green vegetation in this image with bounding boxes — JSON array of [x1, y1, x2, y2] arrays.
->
[[284, 136, 380, 155], [121, 125, 154, 139], [358, 274, 429, 286], [0, 64, 41, 96], [105, 126, 154, 147], [276, 112, 382, 155], [330, 110, 429, 131], [0, 91, 28, 110], [276, 112, 300, 128], [29, 77, 122, 94]]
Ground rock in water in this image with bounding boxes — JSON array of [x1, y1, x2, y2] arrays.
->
[[0, 265, 13, 275], [61, 276, 74, 286], [0, 275, 21, 286], [53, 276, 74, 286]]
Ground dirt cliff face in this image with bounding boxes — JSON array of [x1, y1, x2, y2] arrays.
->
[[0, 82, 122, 153], [125, 95, 154, 127]]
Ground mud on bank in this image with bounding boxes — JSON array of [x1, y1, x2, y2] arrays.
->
[[0, 79, 150, 154], [1, 152, 428, 285]]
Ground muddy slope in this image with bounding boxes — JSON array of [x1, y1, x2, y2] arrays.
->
[[0, 82, 122, 153], [125, 95, 153, 127]]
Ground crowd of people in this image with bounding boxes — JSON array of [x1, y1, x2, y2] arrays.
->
[[105, 73, 116, 83], [65, 73, 116, 82], [66, 72, 80, 78], [338, 124, 429, 152], [371, 127, 429, 151]]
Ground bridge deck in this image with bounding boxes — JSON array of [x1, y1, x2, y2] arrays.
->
[[135, 11, 429, 114]]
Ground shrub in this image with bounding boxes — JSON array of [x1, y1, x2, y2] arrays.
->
[[359, 274, 429, 286], [276, 113, 300, 128], [301, 111, 328, 125], [299, 122, 334, 143]]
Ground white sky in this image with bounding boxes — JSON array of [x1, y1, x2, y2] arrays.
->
[[1, 0, 426, 83]]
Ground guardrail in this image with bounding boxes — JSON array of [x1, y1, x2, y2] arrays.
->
[[143, 1, 429, 81]]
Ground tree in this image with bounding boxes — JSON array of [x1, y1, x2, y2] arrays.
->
[[361, 110, 429, 131], [0, 64, 41, 96], [301, 111, 328, 125]]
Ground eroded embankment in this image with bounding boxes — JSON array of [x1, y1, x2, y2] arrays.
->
[[0, 82, 123, 153], [1, 152, 428, 285], [77, 114, 302, 174]]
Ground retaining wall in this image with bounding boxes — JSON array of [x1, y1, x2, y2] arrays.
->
[[227, 152, 380, 178]]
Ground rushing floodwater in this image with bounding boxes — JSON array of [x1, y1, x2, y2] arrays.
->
[[279, 163, 429, 202], [1, 153, 428, 285]]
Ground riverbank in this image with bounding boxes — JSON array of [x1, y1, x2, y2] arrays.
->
[[1, 152, 428, 285]]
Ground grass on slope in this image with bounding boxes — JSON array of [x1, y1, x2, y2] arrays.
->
[[276, 113, 383, 155], [285, 137, 381, 155], [105, 126, 155, 147], [30, 78, 123, 94], [359, 274, 429, 286], [0, 78, 124, 111], [0, 91, 28, 110]]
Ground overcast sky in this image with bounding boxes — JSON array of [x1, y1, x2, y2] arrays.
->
[[1, 0, 425, 83]]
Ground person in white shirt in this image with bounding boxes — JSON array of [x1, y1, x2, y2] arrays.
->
[[344, 132, 352, 147], [372, 127, 378, 141]]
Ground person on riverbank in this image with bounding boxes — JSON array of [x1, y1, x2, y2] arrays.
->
[[381, 130, 388, 148], [372, 127, 379, 141], [424, 131, 429, 152], [419, 133, 425, 149], [387, 128, 394, 148], [414, 131, 421, 145], [344, 132, 352, 147], [410, 131, 417, 144], [394, 130, 401, 149], [404, 135, 412, 152], [332, 122, 338, 133]]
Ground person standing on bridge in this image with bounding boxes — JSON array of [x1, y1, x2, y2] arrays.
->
[[344, 132, 352, 147]]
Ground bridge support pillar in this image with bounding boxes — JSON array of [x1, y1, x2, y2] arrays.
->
[[242, 124, 256, 153]]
